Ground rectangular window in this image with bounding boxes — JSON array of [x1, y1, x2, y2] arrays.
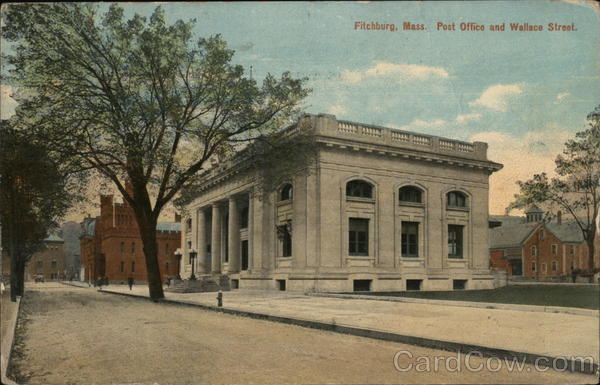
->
[[51, 260, 57, 268], [551, 244, 558, 256], [542, 263, 547, 273], [551, 261, 557, 272], [349, 218, 369, 256], [570, 245, 575, 255], [120, 242, 125, 254], [277, 279, 286, 291], [448, 225, 463, 258], [131, 242, 135, 254], [120, 261, 124, 273], [401, 221, 419, 258], [131, 261, 135, 273], [277, 222, 292, 258], [531, 246, 538, 257], [531, 261, 536, 272], [406, 279, 422, 291], [353, 280, 372, 292]]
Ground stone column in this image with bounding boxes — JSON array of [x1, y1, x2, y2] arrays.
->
[[248, 192, 254, 270], [191, 210, 198, 276], [252, 189, 264, 271], [197, 209, 207, 274], [228, 197, 240, 273], [211, 204, 221, 273]]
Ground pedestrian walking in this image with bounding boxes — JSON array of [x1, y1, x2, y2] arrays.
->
[[128, 276, 134, 290], [165, 277, 171, 288]]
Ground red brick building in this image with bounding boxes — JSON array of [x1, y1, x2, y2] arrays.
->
[[80, 185, 181, 284], [490, 206, 599, 279], [25, 234, 66, 281]]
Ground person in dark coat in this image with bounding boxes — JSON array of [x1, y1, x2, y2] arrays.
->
[[128, 276, 134, 290]]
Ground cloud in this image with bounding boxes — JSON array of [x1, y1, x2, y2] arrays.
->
[[1, 84, 18, 119], [394, 112, 480, 133], [470, 128, 571, 214], [396, 118, 446, 131], [340, 61, 449, 84], [455, 113, 481, 123], [555, 92, 570, 101], [469, 84, 523, 111], [340, 69, 363, 84], [328, 104, 348, 116]]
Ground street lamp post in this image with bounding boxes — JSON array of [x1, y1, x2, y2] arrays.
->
[[189, 249, 197, 280], [174, 249, 182, 280]]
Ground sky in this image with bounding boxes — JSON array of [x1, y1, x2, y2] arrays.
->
[[1, 1, 599, 221]]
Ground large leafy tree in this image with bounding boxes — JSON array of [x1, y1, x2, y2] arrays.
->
[[510, 105, 600, 272], [0, 123, 76, 301], [2, 4, 311, 300]]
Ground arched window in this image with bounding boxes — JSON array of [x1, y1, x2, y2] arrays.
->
[[447, 191, 467, 208], [280, 184, 293, 201], [399, 186, 423, 204], [346, 180, 373, 199]]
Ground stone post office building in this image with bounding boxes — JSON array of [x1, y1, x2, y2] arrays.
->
[[179, 114, 503, 292]]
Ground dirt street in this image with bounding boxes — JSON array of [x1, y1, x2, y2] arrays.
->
[[7, 283, 597, 384]]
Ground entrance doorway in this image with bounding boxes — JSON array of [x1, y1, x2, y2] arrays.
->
[[241, 240, 249, 270], [510, 259, 523, 276]]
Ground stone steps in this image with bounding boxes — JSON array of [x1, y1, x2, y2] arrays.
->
[[166, 275, 230, 293]]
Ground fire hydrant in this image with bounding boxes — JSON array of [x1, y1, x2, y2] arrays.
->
[[217, 291, 223, 307]]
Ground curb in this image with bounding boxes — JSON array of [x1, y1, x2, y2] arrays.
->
[[1, 296, 22, 385], [98, 289, 599, 375], [306, 293, 600, 318], [60, 281, 93, 289]]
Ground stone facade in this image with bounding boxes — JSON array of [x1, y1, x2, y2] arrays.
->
[[80, 184, 182, 284], [180, 114, 503, 292]]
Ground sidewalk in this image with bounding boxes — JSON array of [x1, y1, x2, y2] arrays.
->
[[1, 290, 21, 385], [67, 282, 599, 371]]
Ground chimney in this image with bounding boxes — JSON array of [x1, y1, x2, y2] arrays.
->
[[175, 213, 182, 223], [557, 210, 562, 225]]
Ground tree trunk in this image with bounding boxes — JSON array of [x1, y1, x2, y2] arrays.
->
[[587, 238, 596, 272], [16, 258, 26, 296], [138, 219, 164, 301], [10, 249, 18, 302]]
